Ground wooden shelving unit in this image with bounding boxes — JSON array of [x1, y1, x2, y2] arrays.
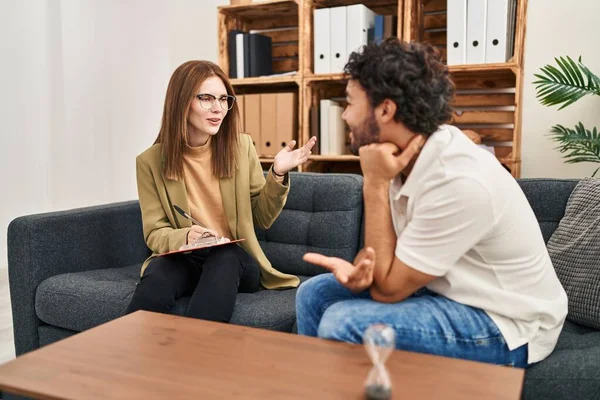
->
[[218, 0, 528, 177], [403, 0, 528, 177]]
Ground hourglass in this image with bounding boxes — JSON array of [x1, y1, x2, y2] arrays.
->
[[363, 324, 396, 400]]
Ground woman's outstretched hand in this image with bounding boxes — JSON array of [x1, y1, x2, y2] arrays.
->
[[272, 136, 317, 175]]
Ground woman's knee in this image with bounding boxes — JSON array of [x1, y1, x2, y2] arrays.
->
[[144, 256, 185, 281], [135, 257, 191, 299], [203, 246, 245, 270]]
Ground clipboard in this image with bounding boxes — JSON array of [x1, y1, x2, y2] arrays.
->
[[157, 239, 246, 257]]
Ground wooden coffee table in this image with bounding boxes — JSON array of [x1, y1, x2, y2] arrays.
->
[[0, 311, 524, 399]]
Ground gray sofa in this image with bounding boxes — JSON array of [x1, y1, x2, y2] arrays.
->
[[7, 174, 600, 399]]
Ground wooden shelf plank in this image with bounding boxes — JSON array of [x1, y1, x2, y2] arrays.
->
[[219, 0, 298, 19], [304, 73, 346, 83], [304, 63, 518, 83], [230, 75, 301, 86], [448, 63, 518, 74]]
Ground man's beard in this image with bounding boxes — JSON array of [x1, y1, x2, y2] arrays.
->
[[349, 111, 381, 155]]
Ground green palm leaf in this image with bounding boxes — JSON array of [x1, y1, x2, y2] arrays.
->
[[548, 123, 600, 176], [533, 56, 600, 110]]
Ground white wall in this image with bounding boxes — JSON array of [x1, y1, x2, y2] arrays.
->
[[168, 0, 229, 69], [0, 0, 230, 270], [520, 0, 600, 178]]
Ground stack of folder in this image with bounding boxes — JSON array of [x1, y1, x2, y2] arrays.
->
[[447, 0, 518, 65], [236, 93, 297, 157], [228, 31, 273, 78], [313, 5, 397, 74], [308, 99, 347, 156]]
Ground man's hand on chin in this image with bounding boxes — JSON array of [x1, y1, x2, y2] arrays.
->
[[359, 135, 426, 184]]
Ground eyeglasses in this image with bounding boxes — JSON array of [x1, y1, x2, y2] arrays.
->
[[195, 93, 236, 111]]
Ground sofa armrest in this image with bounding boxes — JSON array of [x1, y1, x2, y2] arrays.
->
[[7, 200, 149, 355]]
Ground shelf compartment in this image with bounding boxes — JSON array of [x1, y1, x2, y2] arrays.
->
[[304, 0, 401, 76], [237, 90, 301, 160], [218, 1, 300, 80], [404, 0, 527, 67]]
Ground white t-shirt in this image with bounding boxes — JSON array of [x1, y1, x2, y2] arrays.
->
[[390, 125, 568, 364]]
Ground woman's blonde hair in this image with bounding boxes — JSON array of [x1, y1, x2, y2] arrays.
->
[[155, 60, 240, 180]]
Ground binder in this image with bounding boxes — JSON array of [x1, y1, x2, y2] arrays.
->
[[244, 94, 261, 152], [310, 105, 320, 155], [466, 0, 487, 64], [485, 0, 510, 63], [329, 6, 347, 73], [313, 8, 331, 74], [236, 94, 245, 133], [328, 102, 346, 155], [260, 94, 278, 156], [373, 15, 385, 44], [319, 99, 333, 155], [346, 4, 376, 56], [228, 30, 243, 78], [248, 33, 273, 77], [507, 0, 518, 62], [275, 92, 296, 152], [236, 33, 250, 78], [446, 0, 467, 65]]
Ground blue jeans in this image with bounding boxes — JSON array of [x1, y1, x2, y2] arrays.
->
[[296, 274, 528, 368]]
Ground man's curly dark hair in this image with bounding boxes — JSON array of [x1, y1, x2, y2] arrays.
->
[[344, 38, 454, 136]]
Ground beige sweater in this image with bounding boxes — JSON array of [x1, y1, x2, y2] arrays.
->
[[182, 138, 233, 239]]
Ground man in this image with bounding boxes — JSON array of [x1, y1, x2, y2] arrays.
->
[[296, 38, 567, 368]]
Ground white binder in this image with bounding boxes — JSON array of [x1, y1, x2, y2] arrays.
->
[[485, 0, 511, 63], [466, 0, 487, 64], [446, 0, 467, 65], [329, 6, 347, 73], [314, 8, 331, 74], [236, 33, 245, 78], [346, 4, 376, 57], [319, 99, 333, 155], [507, 0, 518, 61], [328, 102, 346, 155]]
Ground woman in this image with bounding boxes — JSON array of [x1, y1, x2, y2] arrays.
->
[[127, 60, 316, 322]]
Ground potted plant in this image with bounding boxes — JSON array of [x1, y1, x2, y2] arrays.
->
[[534, 56, 600, 176]]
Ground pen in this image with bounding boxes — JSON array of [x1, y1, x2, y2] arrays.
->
[[173, 205, 217, 238], [173, 205, 206, 227]]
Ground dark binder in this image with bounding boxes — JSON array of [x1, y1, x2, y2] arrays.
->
[[228, 29, 242, 78], [242, 33, 251, 78], [248, 33, 272, 77]]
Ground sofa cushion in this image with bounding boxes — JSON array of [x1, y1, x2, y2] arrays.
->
[[256, 173, 364, 277], [546, 178, 600, 329], [517, 179, 577, 243], [523, 321, 600, 399], [36, 264, 310, 333]]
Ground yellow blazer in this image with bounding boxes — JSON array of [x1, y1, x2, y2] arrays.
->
[[135, 134, 300, 289]]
